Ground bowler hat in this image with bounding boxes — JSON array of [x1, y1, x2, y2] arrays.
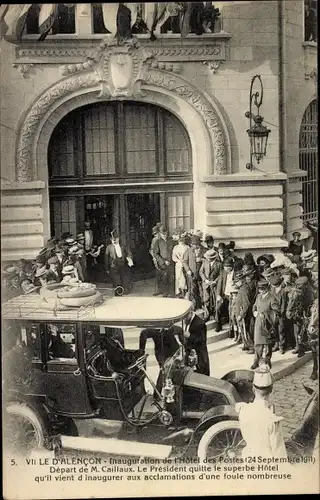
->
[[223, 257, 234, 267], [62, 232, 72, 239], [227, 240, 236, 250], [204, 249, 218, 260], [292, 232, 301, 237], [253, 364, 273, 388], [191, 235, 201, 245], [47, 256, 59, 265]]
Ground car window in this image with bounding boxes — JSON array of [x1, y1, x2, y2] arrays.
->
[[23, 324, 41, 360], [46, 323, 76, 361]]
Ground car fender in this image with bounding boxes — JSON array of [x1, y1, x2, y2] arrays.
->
[[221, 369, 254, 403], [193, 404, 239, 436]]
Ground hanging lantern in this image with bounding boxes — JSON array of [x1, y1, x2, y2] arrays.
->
[[246, 114, 271, 165], [245, 75, 271, 170]]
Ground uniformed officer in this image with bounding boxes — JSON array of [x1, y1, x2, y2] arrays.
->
[[251, 279, 280, 369], [263, 266, 288, 354], [235, 364, 288, 459]]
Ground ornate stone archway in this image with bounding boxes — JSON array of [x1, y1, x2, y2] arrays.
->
[[15, 37, 231, 183]]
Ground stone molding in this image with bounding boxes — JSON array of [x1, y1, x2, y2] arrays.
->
[[16, 37, 230, 181], [14, 33, 230, 65]]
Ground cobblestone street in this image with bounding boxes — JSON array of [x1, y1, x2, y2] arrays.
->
[[273, 361, 318, 439]]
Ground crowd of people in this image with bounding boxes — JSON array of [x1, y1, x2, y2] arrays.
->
[[150, 224, 318, 373], [2, 222, 318, 376]]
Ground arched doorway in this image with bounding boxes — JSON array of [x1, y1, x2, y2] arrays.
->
[[299, 99, 318, 223], [48, 101, 193, 280]]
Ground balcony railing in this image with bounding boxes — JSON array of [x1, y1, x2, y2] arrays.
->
[[18, 3, 224, 40]]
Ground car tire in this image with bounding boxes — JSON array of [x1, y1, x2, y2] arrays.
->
[[5, 402, 47, 456], [197, 419, 244, 462]]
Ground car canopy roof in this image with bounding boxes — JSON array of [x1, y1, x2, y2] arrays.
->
[[2, 295, 193, 327]]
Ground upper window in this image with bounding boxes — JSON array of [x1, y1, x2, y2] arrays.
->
[[48, 102, 192, 181], [299, 99, 318, 223], [304, 0, 317, 42]]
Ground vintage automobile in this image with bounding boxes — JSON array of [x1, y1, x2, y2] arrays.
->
[[2, 291, 255, 460]]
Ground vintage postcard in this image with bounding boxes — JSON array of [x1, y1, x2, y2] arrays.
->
[[1, 1, 318, 498]]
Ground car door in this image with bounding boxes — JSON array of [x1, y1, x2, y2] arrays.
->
[[41, 322, 93, 416]]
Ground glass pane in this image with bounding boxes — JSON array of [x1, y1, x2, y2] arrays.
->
[[48, 115, 75, 177], [164, 112, 191, 173], [84, 104, 116, 175], [167, 193, 192, 235], [124, 103, 157, 174]]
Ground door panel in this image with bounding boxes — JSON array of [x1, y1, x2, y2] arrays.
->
[[51, 197, 77, 237], [167, 192, 193, 234]]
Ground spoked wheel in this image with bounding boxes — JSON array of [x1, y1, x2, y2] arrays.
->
[[197, 420, 245, 462], [4, 403, 46, 457]]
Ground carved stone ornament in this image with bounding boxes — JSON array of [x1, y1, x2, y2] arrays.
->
[[203, 60, 223, 74], [143, 71, 228, 175], [60, 37, 155, 98], [12, 63, 35, 78], [16, 37, 228, 181]]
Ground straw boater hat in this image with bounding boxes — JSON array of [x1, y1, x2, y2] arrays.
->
[[257, 279, 269, 290], [253, 364, 273, 388], [62, 265, 75, 275], [262, 267, 275, 279], [68, 245, 79, 254], [204, 249, 218, 260], [35, 265, 48, 278], [302, 249, 317, 262], [65, 238, 75, 246], [77, 233, 85, 241]]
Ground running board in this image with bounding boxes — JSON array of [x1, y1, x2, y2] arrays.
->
[[59, 435, 172, 459]]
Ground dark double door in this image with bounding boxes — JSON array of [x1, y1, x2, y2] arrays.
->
[[51, 193, 161, 281]]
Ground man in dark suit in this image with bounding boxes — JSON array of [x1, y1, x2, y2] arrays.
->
[[183, 307, 210, 376], [139, 326, 181, 398], [105, 229, 133, 295], [152, 224, 175, 297], [215, 257, 235, 332]]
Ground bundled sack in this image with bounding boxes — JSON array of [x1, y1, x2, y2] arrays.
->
[[39, 283, 103, 310]]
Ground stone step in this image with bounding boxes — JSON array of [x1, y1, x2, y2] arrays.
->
[[122, 323, 230, 353], [142, 343, 313, 394]]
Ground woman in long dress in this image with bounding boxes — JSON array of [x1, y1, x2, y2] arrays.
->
[[172, 233, 189, 298]]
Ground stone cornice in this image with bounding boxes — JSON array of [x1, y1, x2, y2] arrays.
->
[[13, 33, 231, 65]]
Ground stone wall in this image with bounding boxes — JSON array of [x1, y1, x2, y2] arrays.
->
[[0, 1, 314, 260]]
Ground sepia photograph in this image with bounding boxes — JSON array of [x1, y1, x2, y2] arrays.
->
[[0, 1, 318, 498]]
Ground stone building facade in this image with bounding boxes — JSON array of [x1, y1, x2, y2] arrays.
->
[[1, 1, 317, 266]]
